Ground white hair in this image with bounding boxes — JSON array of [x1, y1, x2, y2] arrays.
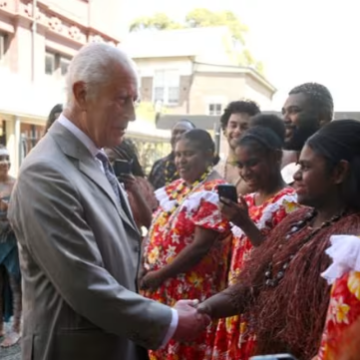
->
[[65, 43, 137, 106]]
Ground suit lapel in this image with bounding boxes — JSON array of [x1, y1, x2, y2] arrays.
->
[[49, 122, 139, 235]]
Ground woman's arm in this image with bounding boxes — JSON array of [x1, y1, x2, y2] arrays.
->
[[157, 227, 219, 279], [121, 175, 153, 229], [140, 227, 221, 290], [197, 282, 250, 319]]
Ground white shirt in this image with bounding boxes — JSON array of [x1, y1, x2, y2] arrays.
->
[[57, 114, 178, 346]]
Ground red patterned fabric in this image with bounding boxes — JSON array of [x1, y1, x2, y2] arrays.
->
[[212, 187, 299, 360], [142, 178, 231, 360], [316, 271, 360, 360]]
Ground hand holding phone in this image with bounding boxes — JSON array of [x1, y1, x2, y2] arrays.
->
[[217, 184, 238, 203], [113, 159, 132, 177], [217, 185, 251, 227]]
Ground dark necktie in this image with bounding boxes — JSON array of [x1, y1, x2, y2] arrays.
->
[[96, 152, 121, 203]]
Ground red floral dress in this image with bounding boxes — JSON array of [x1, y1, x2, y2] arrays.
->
[[316, 271, 360, 360], [212, 187, 299, 360], [141, 178, 231, 360], [316, 234, 360, 360]]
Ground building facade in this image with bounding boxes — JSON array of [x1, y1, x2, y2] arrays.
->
[[123, 27, 276, 163], [0, 0, 126, 176], [123, 27, 276, 119]]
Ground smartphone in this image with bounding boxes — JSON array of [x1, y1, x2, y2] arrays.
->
[[113, 159, 132, 177], [217, 184, 238, 203], [250, 355, 298, 360]]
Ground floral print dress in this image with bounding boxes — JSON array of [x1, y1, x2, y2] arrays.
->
[[142, 178, 231, 360], [316, 235, 360, 360], [212, 187, 299, 360]]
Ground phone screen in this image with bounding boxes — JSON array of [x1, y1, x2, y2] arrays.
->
[[217, 184, 238, 203], [113, 160, 132, 177]]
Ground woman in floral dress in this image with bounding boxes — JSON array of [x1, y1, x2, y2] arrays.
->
[[140, 129, 231, 360], [315, 234, 360, 360], [212, 116, 299, 360], [199, 120, 360, 360]]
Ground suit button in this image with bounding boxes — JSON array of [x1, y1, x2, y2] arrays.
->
[[134, 245, 140, 252]]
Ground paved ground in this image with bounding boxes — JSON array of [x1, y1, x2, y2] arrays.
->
[[0, 321, 21, 360], [0, 343, 21, 360]]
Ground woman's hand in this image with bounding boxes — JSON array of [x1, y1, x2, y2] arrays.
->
[[118, 174, 137, 193], [140, 270, 166, 291], [219, 196, 251, 228]]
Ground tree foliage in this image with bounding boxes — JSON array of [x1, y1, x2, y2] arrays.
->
[[129, 9, 264, 73], [185, 8, 248, 44], [129, 13, 182, 32]]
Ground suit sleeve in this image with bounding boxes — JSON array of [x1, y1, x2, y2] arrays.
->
[[8, 161, 173, 350]]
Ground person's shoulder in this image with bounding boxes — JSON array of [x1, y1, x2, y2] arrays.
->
[[18, 138, 69, 182]]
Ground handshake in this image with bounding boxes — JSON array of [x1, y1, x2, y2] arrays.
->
[[171, 299, 212, 342]]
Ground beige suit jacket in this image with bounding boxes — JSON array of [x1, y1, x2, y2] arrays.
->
[[8, 122, 172, 360]]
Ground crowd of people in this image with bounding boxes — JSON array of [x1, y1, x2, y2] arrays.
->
[[1, 42, 360, 360]]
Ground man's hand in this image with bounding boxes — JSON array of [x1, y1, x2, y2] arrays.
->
[[172, 300, 211, 342]]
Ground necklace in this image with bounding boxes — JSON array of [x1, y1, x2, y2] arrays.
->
[[264, 208, 346, 287], [165, 167, 212, 217]]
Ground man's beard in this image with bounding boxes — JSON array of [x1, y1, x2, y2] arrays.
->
[[284, 113, 320, 151]]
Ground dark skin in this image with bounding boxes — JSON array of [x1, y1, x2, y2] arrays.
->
[[140, 139, 221, 291], [220, 144, 285, 247], [170, 122, 195, 151], [281, 92, 330, 168], [105, 148, 153, 230], [197, 145, 350, 319]]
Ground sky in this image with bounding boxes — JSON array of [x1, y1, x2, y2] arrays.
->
[[122, 0, 359, 111]]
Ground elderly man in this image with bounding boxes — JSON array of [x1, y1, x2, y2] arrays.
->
[[8, 43, 209, 360]]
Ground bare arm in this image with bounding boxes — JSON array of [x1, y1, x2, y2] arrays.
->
[[156, 227, 220, 281], [197, 287, 239, 319], [121, 175, 153, 229]]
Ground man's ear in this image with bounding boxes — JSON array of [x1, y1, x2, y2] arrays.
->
[[72, 81, 87, 110], [319, 111, 332, 128]]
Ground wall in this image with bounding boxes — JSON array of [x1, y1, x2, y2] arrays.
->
[[0, 0, 122, 174], [136, 56, 194, 115], [189, 72, 247, 114], [244, 75, 274, 110]]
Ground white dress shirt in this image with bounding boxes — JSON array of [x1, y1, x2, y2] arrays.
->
[[57, 114, 178, 346]]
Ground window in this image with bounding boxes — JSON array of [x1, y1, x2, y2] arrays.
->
[[0, 33, 8, 63], [45, 51, 72, 78], [45, 53, 56, 75], [153, 70, 179, 105], [60, 57, 70, 76], [208, 103, 222, 116]]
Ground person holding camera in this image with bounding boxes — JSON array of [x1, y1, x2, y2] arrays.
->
[[106, 139, 157, 232]]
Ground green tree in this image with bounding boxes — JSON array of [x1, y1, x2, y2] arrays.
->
[[185, 8, 248, 45], [129, 9, 264, 74], [129, 13, 182, 32]]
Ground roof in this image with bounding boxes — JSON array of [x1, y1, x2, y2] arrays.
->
[[194, 62, 277, 93], [157, 112, 360, 130], [121, 26, 232, 59]]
